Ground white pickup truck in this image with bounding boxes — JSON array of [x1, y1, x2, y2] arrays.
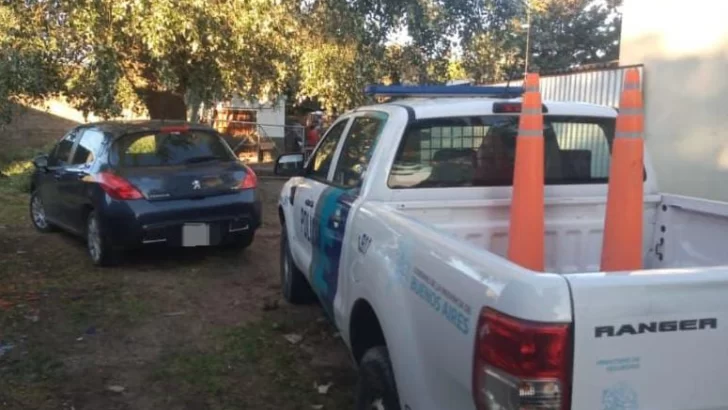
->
[[274, 88, 728, 410]]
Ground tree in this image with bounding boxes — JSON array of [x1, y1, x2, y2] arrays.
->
[[1, 0, 624, 122], [294, 0, 401, 111], [447, 59, 468, 81], [0, 3, 63, 123], [461, 32, 516, 84], [525, 0, 622, 71], [7, 0, 300, 120], [458, 0, 622, 82]]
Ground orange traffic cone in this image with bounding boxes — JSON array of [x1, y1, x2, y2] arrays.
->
[[600, 68, 644, 272], [507, 73, 545, 271]]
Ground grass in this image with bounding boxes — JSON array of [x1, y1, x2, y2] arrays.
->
[[0, 143, 53, 196], [65, 288, 151, 328], [0, 149, 356, 409], [0, 160, 154, 409], [155, 317, 354, 410], [0, 348, 66, 410]]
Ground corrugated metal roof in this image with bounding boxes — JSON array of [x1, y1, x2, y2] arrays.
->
[[489, 64, 644, 108]]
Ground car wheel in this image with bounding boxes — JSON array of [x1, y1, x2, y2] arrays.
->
[[355, 346, 401, 410], [86, 211, 118, 266], [29, 191, 55, 233], [280, 224, 316, 304]]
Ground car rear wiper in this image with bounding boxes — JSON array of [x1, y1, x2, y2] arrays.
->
[[183, 156, 223, 164]]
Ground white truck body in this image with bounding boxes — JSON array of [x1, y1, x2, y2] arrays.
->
[[277, 97, 728, 410]]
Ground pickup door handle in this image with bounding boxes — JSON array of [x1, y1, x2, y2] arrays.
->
[[330, 209, 343, 229], [304, 199, 314, 207], [53, 172, 63, 180]]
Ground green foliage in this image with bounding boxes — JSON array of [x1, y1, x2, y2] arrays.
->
[[0, 4, 63, 123], [525, 0, 622, 70], [461, 0, 623, 80], [0, 0, 623, 120]]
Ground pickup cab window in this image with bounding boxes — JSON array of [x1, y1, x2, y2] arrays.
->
[[388, 115, 622, 188], [332, 115, 387, 188], [306, 120, 348, 180]]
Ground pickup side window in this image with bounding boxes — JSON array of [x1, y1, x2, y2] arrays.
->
[[388, 115, 637, 188], [306, 120, 348, 180], [332, 114, 387, 188]]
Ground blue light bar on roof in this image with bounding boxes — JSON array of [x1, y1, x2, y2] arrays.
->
[[364, 84, 523, 98]]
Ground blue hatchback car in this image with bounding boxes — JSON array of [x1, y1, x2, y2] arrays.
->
[[29, 120, 261, 266]]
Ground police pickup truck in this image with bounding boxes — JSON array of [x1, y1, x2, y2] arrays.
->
[[274, 85, 728, 410]]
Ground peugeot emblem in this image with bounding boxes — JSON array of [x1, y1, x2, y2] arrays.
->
[[192, 180, 201, 190]]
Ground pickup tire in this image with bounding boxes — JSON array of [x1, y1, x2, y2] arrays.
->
[[355, 346, 401, 410], [280, 225, 316, 304]]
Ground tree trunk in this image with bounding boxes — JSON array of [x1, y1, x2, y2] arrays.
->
[[141, 89, 187, 120], [185, 90, 202, 123]]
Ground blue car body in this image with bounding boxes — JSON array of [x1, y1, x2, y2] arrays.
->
[[30, 120, 261, 263]]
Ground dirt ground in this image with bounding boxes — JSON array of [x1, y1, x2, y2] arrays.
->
[[0, 177, 356, 410]]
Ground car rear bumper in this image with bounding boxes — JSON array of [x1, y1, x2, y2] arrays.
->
[[101, 189, 262, 248]]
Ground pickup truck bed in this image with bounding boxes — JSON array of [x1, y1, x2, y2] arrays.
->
[[353, 191, 728, 409], [391, 193, 728, 272]]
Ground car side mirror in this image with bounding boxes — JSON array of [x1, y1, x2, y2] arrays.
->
[[274, 153, 305, 177], [32, 154, 49, 171]]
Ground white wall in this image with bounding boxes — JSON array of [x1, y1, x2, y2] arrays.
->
[[227, 96, 286, 140], [620, 0, 728, 201]]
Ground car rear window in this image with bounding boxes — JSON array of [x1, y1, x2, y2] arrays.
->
[[387, 115, 641, 189], [110, 130, 236, 167]]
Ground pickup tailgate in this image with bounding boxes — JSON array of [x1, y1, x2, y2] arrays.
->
[[567, 268, 728, 410]]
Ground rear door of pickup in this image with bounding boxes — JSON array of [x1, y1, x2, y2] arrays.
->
[[566, 269, 728, 410]]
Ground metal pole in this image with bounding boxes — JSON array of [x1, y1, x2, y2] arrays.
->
[[524, 0, 531, 74]]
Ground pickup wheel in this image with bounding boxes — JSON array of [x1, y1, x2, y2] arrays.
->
[[280, 225, 316, 304], [355, 346, 401, 410]]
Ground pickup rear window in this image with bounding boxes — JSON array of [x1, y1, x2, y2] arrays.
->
[[388, 115, 631, 188], [110, 130, 236, 167]]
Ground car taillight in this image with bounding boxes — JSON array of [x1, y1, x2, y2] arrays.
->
[[472, 308, 572, 410], [96, 172, 143, 200], [239, 167, 257, 190]]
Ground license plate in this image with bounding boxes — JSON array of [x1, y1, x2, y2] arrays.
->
[[182, 223, 210, 247]]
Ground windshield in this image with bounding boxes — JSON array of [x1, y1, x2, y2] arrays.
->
[[110, 130, 236, 168], [388, 115, 635, 189]]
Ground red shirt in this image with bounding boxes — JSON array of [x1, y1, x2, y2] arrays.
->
[[306, 128, 320, 147]]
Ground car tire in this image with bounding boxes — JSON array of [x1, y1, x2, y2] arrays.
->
[[280, 224, 316, 304], [86, 211, 118, 267], [29, 191, 55, 233], [224, 232, 255, 250], [355, 346, 402, 410]]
